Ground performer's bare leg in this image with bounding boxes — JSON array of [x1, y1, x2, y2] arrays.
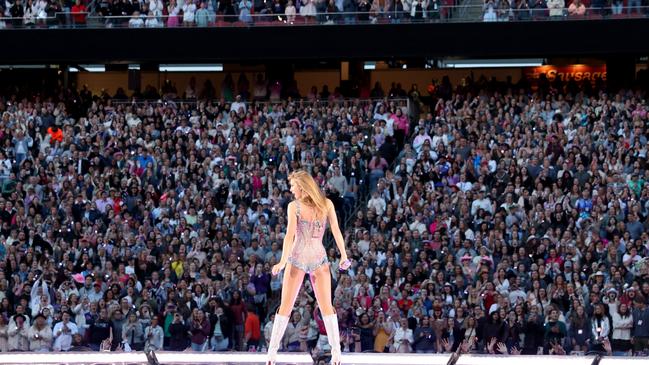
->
[[311, 264, 341, 364], [267, 263, 304, 365]]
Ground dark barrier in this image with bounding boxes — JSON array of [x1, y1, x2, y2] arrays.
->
[[2, 18, 649, 63]]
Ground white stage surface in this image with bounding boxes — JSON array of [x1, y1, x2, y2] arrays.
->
[[0, 352, 643, 365]]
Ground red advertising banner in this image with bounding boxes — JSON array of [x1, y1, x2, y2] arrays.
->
[[525, 65, 607, 83]]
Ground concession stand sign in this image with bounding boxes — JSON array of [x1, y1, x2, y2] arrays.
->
[[525, 64, 607, 83]]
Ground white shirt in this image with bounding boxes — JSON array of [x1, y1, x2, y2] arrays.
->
[[128, 18, 144, 28], [393, 326, 414, 351], [231, 101, 246, 113], [182, 3, 197, 22], [367, 196, 386, 216], [146, 18, 162, 27], [53, 321, 78, 351], [611, 312, 633, 341], [471, 198, 493, 216], [456, 181, 473, 193]]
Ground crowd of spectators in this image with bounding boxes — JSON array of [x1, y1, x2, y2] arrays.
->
[[0, 0, 460, 28], [0, 73, 411, 353], [483, 0, 647, 22], [2, 0, 647, 28], [0, 71, 649, 359]]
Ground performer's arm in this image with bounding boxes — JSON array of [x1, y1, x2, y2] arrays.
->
[[273, 202, 297, 274], [326, 199, 348, 262]]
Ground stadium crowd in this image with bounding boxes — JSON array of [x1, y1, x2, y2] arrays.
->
[[482, 0, 648, 21], [2, 0, 646, 29], [0, 72, 648, 359], [0, 0, 458, 28]]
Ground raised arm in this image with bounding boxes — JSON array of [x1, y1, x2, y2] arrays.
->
[[326, 199, 349, 267], [272, 201, 297, 275]]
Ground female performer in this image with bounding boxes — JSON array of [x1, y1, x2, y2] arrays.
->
[[267, 170, 350, 365]]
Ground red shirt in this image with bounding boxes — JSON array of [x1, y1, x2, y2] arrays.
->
[[47, 127, 63, 143], [244, 312, 261, 340], [71, 4, 87, 24]]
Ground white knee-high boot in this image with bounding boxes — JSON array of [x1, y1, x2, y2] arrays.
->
[[267, 313, 290, 365], [322, 313, 342, 365]]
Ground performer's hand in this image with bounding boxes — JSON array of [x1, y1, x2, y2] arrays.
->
[[272, 261, 286, 276], [339, 257, 351, 271]]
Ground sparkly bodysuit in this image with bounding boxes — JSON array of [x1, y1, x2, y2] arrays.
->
[[287, 201, 329, 273]]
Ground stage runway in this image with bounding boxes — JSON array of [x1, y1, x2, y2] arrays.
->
[[0, 352, 640, 365]]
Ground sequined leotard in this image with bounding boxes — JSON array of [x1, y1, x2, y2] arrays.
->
[[287, 201, 329, 273]]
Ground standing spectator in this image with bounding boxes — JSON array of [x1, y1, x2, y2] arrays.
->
[[11, 130, 32, 165], [52, 312, 78, 352], [8, 314, 29, 351], [46, 123, 63, 144], [627, 0, 640, 13], [230, 291, 246, 351], [28, 314, 53, 352], [122, 312, 144, 351], [190, 309, 210, 352], [413, 316, 436, 353], [283, 311, 302, 352], [546, 0, 564, 17], [568, 305, 590, 352], [391, 108, 409, 149], [211, 306, 231, 351], [632, 297, 649, 354], [24, 0, 37, 26], [128, 11, 144, 27], [10, 0, 25, 27], [145, 11, 162, 27], [244, 304, 261, 351], [285, 0, 296, 22], [611, 303, 633, 355], [71, 0, 86, 26], [611, 0, 623, 14], [168, 312, 188, 351], [544, 308, 568, 352], [195, 1, 209, 26], [167, 0, 180, 26], [239, 0, 252, 22], [88, 308, 111, 351], [299, 0, 316, 18], [368, 153, 388, 192], [392, 317, 414, 353], [590, 303, 611, 353], [0, 315, 8, 352], [182, 0, 197, 25], [144, 316, 164, 352]]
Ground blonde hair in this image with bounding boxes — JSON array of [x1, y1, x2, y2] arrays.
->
[[288, 170, 328, 219]]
